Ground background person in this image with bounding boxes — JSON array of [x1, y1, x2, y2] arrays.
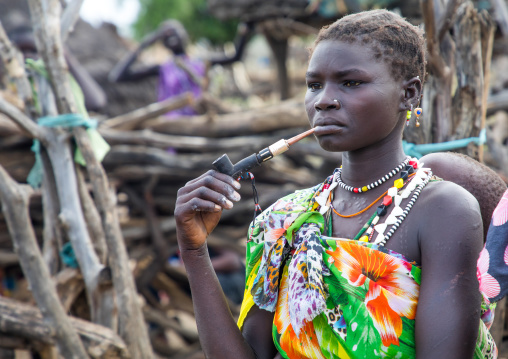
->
[[108, 19, 252, 118]]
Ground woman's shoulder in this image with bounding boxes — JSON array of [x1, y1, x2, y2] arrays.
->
[[416, 179, 483, 247], [419, 178, 480, 214]]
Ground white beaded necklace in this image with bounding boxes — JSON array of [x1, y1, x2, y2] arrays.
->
[[373, 167, 433, 246], [336, 156, 411, 193], [325, 158, 433, 247]]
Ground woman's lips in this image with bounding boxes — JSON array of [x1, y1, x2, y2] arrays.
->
[[313, 125, 345, 136]]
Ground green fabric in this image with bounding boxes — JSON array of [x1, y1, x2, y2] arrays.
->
[[239, 182, 497, 358], [285, 211, 324, 245], [24, 59, 110, 188]]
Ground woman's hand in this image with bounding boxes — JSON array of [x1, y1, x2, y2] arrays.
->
[[174, 170, 241, 251]]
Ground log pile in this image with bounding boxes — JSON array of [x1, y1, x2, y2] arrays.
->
[[0, 0, 508, 358], [0, 2, 337, 357], [0, 71, 336, 359]]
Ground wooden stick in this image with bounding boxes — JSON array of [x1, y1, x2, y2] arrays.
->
[[0, 97, 44, 140], [478, 10, 496, 162], [141, 98, 309, 137], [0, 22, 36, 117], [491, 0, 508, 37], [60, 0, 84, 42], [28, 0, 155, 356], [103, 92, 194, 131], [99, 127, 299, 151], [0, 164, 89, 358], [437, 0, 461, 42], [0, 296, 129, 358]]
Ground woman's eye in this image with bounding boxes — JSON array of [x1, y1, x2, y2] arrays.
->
[[308, 83, 322, 91], [344, 80, 362, 87]]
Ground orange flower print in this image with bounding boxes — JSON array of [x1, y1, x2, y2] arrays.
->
[[274, 266, 325, 359], [327, 242, 419, 347]]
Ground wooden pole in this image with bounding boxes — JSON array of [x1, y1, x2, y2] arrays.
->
[[0, 296, 129, 358], [27, 0, 155, 356], [0, 166, 89, 358]]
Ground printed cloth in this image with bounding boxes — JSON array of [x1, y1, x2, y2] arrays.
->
[[238, 176, 497, 358], [157, 55, 204, 118], [479, 188, 508, 304]]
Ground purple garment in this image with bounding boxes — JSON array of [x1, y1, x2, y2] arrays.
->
[[158, 55, 205, 119]]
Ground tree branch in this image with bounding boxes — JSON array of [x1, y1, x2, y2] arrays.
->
[[60, 0, 84, 43], [421, 0, 451, 79], [73, 126, 155, 358], [0, 164, 89, 358], [0, 21, 36, 117], [28, 0, 76, 115], [0, 296, 129, 358], [0, 97, 44, 140], [437, 0, 461, 42]]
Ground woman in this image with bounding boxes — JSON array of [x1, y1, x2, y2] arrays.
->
[[174, 10, 496, 359]]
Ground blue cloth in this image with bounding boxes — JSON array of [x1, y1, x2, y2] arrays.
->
[[27, 114, 99, 188], [402, 129, 486, 158], [60, 242, 79, 269]]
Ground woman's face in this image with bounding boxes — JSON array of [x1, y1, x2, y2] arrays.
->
[[305, 40, 405, 153]]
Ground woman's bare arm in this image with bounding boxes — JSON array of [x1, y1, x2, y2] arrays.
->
[[415, 181, 483, 359], [175, 170, 276, 358]]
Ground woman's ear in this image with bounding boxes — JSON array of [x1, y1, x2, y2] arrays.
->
[[400, 76, 422, 111]]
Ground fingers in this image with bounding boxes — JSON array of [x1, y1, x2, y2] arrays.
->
[[184, 186, 238, 211], [186, 197, 222, 213], [186, 170, 240, 189], [176, 170, 242, 213]]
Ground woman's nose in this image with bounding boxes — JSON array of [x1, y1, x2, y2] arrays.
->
[[314, 98, 341, 112]]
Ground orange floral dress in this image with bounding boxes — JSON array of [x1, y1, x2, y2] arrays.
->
[[238, 176, 497, 358]]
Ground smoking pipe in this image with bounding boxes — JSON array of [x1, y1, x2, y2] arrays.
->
[[212, 128, 316, 178]]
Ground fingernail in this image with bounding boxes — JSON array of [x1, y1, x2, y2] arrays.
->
[[214, 204, 222, 212], [232, 181, 241, 190], [224, 199, 234, 208], [231, 191, 241, 201]]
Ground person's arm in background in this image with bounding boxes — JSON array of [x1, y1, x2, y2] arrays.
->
[[209, 22, 254, 66], [108, 29, 162, 83]]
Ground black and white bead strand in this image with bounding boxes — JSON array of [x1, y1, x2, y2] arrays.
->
[[374, 170, 433, 246], [335, 156, 411, 193]]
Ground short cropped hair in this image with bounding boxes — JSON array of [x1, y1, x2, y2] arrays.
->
[[311, 9, 426, 83]]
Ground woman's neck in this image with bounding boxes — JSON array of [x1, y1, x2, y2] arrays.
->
[[340, 141, 407, 187]]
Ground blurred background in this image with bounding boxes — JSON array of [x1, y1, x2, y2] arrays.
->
[[0, 0, 508, 358]]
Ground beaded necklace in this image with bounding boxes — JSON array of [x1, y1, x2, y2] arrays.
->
[[336, 156, 412, 193], [326, 158, 433, 246], [329, 172, 416, 218]]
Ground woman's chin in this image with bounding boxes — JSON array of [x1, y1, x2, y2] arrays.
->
[[318, 142, 346, 153]]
